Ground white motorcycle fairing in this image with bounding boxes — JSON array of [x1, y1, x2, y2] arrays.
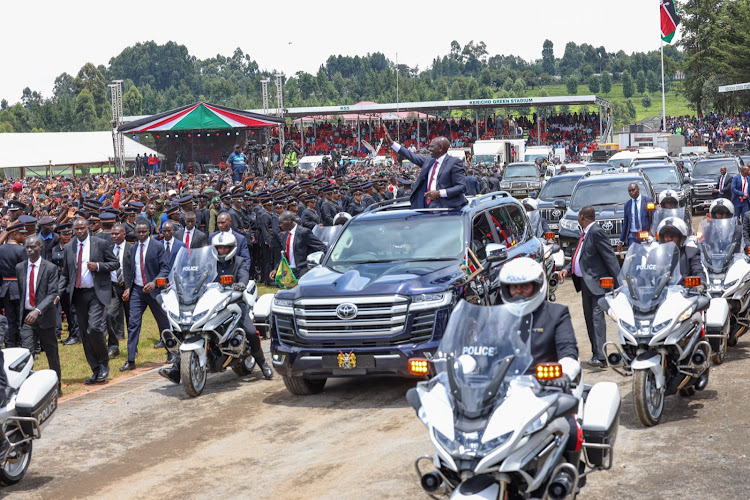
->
[[3, 348, 34, 391], [180, 337, 207, 368], [630, 353, 664, 389]]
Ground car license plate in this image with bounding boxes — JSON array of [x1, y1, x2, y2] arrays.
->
[[337, 350, 357, 369], [609, 238, 620, 246]]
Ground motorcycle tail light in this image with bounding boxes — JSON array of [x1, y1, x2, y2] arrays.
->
[[408, 358, 429, 375], [684, 276, 701, 288], [219, 275, 234, 285], [155, 278, 167, 287], [536, 363, 562, 380], [600, 277, 614, 290]]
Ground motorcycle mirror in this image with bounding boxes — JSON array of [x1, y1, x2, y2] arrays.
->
[[155, 278, 166, 287], [600, 277, 614, 290], [535, 363, 562, 380], [219, 275, 234, 285], [684, 276, 701, 288]]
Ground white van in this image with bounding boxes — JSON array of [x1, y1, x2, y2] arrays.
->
[[607, 150, 637, 170], [524, 145, 554, 163], [297, 155, 325, 172], [472, 139, 526, 165]]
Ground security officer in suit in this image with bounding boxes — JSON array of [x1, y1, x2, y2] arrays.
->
[[195, 194, 211, 234], [714, 166, 733, 200], [52, 223, 80, 345], [258, 197, 276, 284], [105, 223, 131, 359], [618, 183, 654, 251], [273, 211, 327, 280], [0, 223, 28, 347], [160, 221, 185, 270]]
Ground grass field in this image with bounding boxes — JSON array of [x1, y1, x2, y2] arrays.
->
[[35, 283, 279, 395]]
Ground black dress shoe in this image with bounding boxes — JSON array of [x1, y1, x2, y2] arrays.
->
[[96, 366, 110, 383], [84, 374, 98, 385], [260, 362, 274, 379], [108, 347, 120, 359], [158, 366, 180, 384], [120, 361, 136, 371], [587, 358, 606, 368], [154, 340, 165, 349], [62, 337, 81, 346]]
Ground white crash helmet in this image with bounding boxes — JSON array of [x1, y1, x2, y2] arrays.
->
[[657, 189, 679, 208], [709, 198, 735, 219], [656, 217, 688, 248], [499, 257, 547, 317], [522, 198, 539, 211], [333, 212, 352, 225], [211, 231, 238, 262]]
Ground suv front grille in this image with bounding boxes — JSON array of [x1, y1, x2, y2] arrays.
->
[[511, 182, 528, 189], [596, 218, 623, 236], [693, 182, 715, 199], [540, 208, 564, 221]]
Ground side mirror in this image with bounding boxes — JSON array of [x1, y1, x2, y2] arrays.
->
[[307, 251, 324, 269], [684, 174, 691, 183], [529, 191, 538, 199], [486, 243, 508, 263], [553, 199, 566, 209]]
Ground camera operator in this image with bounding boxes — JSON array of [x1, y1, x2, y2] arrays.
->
[[283, 141, 301, 176]]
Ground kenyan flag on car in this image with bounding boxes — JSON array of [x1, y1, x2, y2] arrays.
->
[[660, 0, 680, 43]]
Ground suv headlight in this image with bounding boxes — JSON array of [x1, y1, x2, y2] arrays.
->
[[559, 218, 580, 232], [500, 182, 511, 189], [529, 182, 541, 188], [272, 297, 294, 315], [410, 291, 453, 311]]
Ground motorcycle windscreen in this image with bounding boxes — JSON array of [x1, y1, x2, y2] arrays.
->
[[169, 246, 219, 305], [651, 207, 687, 237], [312, 225, 343, 247], [618, 241, 681, 312], [435, 301, 532, 418], [696, 217, 741, 274]]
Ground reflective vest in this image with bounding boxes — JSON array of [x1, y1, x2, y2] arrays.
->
[[284, 151, 298, 168]]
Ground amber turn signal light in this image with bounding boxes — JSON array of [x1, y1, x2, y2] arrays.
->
[[219, 275, 234, 285], [646, 202, 656, 210], [638, 231, 650, 241], [155, 278, 166, 287], [536, 363, 563, 380], [600, 277, 614, 290], [684, 276, 701, 288], [544, 232, 555, 240], [408, 358, 430, 376]]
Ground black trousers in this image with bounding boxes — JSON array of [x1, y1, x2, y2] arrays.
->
[[20, 313, 61, 385], [581, 280, 607, 362], [73, 288, 109, 374], [2, 295, 19, 348], [106, 283, 129, 347], [59, 289, 80, 339]]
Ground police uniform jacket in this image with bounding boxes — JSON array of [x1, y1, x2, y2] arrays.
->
[[0, 243, 26, 300], [523, 301, 579, 371], [300, 208, 321, 230]]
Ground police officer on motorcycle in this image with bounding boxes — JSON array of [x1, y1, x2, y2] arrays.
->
[[498, 258, 583, 470], [655, 217, 706, 290], [159, 232, 273, 383]]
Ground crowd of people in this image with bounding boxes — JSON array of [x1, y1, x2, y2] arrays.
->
[[667, 112, 750, 151]]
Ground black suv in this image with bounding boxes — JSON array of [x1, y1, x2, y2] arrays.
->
[[533, 172, 588, 234], [270, 194, 544, 394], [690, 156, 741, 212], [635, 164, 693, 212], [499, 162, 544, 199], [558, 172, 656, 257]]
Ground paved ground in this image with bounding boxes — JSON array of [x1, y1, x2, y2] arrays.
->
[[4, 282, 750, 499]]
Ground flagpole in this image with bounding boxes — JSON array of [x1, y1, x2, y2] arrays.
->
[[660, 33, 667, 132]]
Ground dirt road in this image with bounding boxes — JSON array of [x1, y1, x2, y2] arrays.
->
[[5, 279, 750, 499]]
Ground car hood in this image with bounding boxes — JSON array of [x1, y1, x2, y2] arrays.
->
[[565, 205, 624, 219], [652, 182, 681, 191], [691, 175, 719, 183], [538, 197, 570, 207], [280, 260, 465, 298]]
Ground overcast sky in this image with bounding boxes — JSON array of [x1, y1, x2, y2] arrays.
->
[[1, 0, 671, 103]]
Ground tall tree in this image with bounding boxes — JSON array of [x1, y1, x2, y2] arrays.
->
[[74, 89, 98, 131], [636, 70, 646, 93], [601, 71, 612, 95], [588, 75, 600, 93], [622, 70, 634, 98], [542, 39, 555, 75]]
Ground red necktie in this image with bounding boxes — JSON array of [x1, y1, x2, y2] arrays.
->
[[185, 230, 190, 249], [286, 232, 292, 260], [743, 178, 747, 199], [75, 242, 83, 288], [571, 232, 585, 275], [29, 263, 35, 308], [140, 243, 148, 286], [426, 160, 439, 205]]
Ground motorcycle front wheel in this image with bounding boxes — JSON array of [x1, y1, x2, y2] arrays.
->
[[633, 369, 664, 427], [0, 432, 32, 486], [180, 351, 207, 397]]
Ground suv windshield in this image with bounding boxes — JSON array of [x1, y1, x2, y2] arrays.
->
[[539, 176, 581, 200], [504, 165, 538, 178], [693, 159, 739, 178], [473, 154, 496, 164], [570, 179, 648, 210], [639, 167, 680, 184], [327, 216, 465, 267]]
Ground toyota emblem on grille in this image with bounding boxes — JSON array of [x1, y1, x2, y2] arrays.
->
[[552, 209, 561, 218], [336, 303, 358, 320], [601, 221, 614, 231]]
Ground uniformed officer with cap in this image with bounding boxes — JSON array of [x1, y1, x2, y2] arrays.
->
[[165, 205, 183, 232], [95, 212, 117, 244], [123, 206, 138, 235], [52, 223, 81, 345], [320, 185, 337, 226], [300, 195, 322, 230], [195, 194, 210, 234], [257, 197, 276, 285], [0, 223, 28, 347], [38, 215, 59, 261], [347, 186, 367, 217], [6, 200, 25, 223]]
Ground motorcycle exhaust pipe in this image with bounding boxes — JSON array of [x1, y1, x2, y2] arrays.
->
[[695, 370, 709, 391], [420, 472, 443, 494], [547, 470, 575, 500]]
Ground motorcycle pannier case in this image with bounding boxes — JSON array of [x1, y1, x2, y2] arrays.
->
[[15, 370, 59, 433], [582, 381, 620, 468]]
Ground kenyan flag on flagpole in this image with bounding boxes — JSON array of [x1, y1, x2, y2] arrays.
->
[[660, 0, 681, 43]]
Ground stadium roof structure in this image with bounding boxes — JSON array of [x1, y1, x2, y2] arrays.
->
[[118, 102, 284, 133], [0, 131, 162, 170]]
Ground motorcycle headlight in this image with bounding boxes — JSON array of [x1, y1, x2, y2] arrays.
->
[[724, 279, 738, 290], [652, 319, 671, 333], [480, 431, 513, 454], [620, 319, 637, 334], [192, 310, 208, 323], [524, 412, 548, 436]]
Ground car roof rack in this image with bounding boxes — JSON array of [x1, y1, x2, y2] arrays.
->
[[363, 196, 412, 213]]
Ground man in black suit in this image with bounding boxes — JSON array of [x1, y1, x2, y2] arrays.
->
[[161, 221, 186, 270], [560, 206, 621, 368], [60, 218, 120, 384], [270, 211, 327, 281], [0, 223, 28, 348], [16, 235, 61, 389], [105, 223, 131, 359], [174, 212, 208, 249], [382, 128, 467, 209], [713, 166, 733, 199], [120, 221, 170, 371]]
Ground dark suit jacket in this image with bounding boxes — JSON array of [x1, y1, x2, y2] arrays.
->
[[15, 259, 59, 330], [527, 301, 579, 369], [127, 238, 170, 298], [60, 235, 120, 306], [209, 230, 251, 272], [175, 228, 209, 249], [716, 173, 733, 199], [282, 225, 327, 276], [112, 242, 132, 286], [161, 238, 185, 270], [565, 223, 621, 296], [397, 147, 467, 209], [731, 174, 749, 207], [620, 196, 654, 243]]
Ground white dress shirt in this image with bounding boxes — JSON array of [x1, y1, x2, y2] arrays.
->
[[287, 224, 298, 268], [25, 257, 42, 311], [392, 142, 447, 197], [573, 223, 594, 278], [111, 242, 125, 283], [76, 236, 95, 288], [134, 238, 150, 287]]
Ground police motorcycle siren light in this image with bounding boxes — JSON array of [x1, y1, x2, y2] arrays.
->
[[544, 232, 555, 240], [408, 358, 430, 376], [155, 277, 167, 287], [600, 277, 614, 291], [638, 231, 650, 241], [646, 202, 656, 210], [219, 275, 234, 285]]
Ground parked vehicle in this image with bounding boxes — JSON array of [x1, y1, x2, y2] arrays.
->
[[499, 162, 544, 199], [533, 172, 587, 235], [690, 157, 741, 212], [408, 301, 620, 499], [601, 242, 711, 426], [0, 348, 58, 485]]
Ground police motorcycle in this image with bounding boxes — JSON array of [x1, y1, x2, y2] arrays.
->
[[157, 246, 260, 397], [652, 190, 693, 236], [0, 348, 58, 485], [601, 240, 712, 426], [406, 302, 620, 500], [697, 200, 750, 354], [524, 198, 564, 302]]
